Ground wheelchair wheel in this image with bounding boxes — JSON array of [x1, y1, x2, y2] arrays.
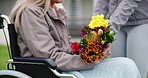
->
[[0, 70, 31, 78]]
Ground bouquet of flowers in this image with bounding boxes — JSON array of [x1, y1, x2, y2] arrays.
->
[[71, 14, 115, 64]]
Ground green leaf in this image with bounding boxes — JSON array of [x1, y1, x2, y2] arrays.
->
[[79, 38, 88, 47]]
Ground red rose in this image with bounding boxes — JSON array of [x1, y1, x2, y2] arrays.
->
[[71, 42, 80, 51]]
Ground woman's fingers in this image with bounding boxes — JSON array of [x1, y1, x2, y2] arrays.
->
[[94, 46, 112, 64], [94, 60, 101, 64], [108, 51, 112, 55], [102, 50, 111, 60]]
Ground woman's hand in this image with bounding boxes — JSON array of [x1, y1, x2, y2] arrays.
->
[[94, 45, 111, 64]]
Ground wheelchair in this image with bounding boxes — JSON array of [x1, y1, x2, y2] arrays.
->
[[0, 14, 77, 78]]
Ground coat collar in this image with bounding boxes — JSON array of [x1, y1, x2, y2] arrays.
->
[[47, 4, 67, 26]]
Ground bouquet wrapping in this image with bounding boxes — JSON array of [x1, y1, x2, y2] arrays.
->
[[71, 14, 115, 64]]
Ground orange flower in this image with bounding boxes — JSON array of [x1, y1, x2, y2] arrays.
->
[[86, 31, 100, 42], [80, 52, 88, 61]]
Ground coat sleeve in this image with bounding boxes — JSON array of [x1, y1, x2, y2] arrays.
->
[[20, 6, 95, 71], [93, 0, 109, 17], [109, 0, 142, 33]]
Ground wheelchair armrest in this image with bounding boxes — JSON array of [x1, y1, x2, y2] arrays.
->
[[13, 57, 57, 69]]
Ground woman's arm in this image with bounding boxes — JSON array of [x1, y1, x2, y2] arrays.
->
[[19, 6, 95, 71], [93, 0, 109, 17], [109, 0, 142, 33]]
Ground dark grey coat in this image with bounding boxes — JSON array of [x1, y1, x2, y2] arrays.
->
[[93, 0, 148, 33]]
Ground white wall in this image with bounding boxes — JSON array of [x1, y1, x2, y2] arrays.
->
[[93, 0, 97, 8], [0, 0, 16, 45], [0, 21, 9, 45], [63, 0, 94, 26]]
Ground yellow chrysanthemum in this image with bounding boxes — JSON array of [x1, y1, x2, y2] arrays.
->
[[88, 14, 109, 29]]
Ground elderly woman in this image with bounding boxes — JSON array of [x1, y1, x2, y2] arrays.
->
[[9, 0, 141, 78]]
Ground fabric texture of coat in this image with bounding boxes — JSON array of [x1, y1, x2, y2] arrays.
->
[[17, 5, 95, 71]]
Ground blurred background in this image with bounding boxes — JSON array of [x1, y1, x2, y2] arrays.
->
[[0, 1, 148, 78], [0, 0, 97, 45]]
